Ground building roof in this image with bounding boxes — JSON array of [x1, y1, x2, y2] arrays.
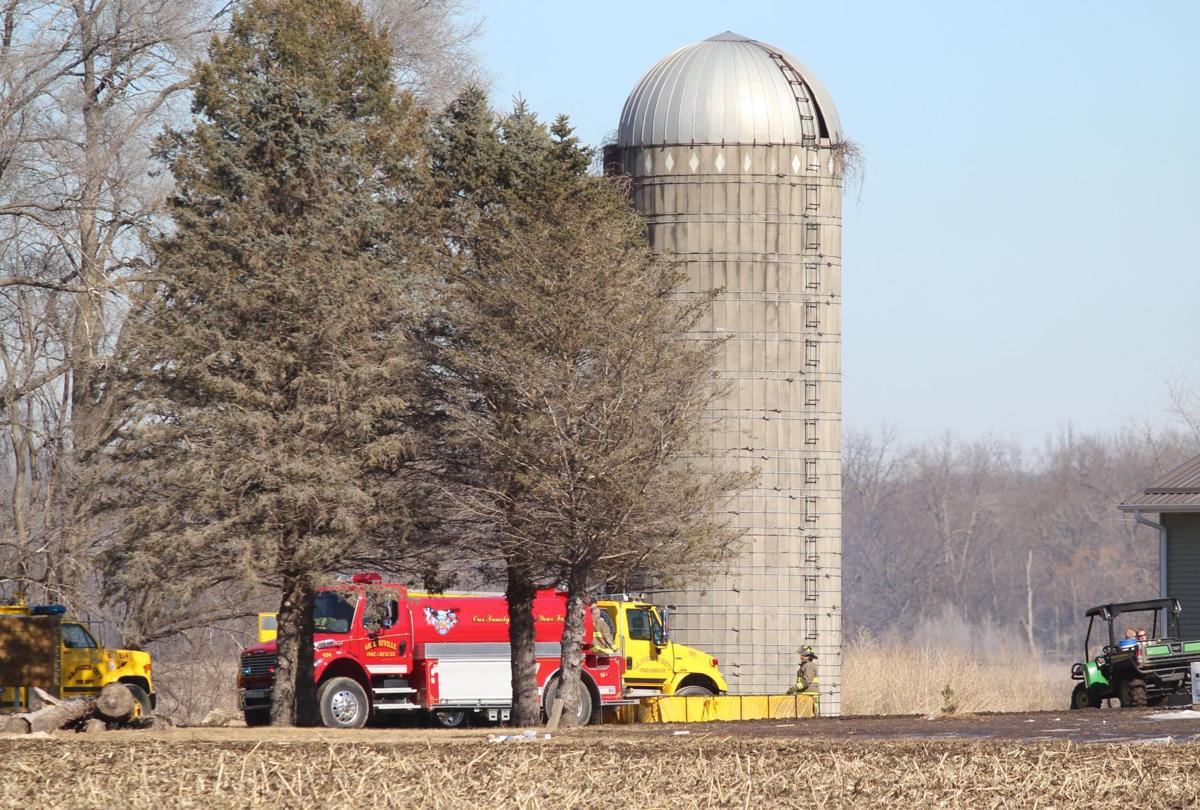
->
[[617, 31, 843, 148], [1119, 454, 1200, 512]]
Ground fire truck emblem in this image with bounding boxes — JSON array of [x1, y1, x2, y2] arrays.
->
[[423, 606, 458, 636]]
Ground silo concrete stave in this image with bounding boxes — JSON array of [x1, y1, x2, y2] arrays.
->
[[610, 32, 843, 713]]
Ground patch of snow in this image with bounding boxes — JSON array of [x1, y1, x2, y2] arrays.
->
[[1145, 709, 1200, 721], [1130, 736, 1174, 745]]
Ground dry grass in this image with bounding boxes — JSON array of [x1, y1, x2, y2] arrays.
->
[[152, 654, 241, 725], [843, 634, 1065, 715], [2, 735, 1199, 808]]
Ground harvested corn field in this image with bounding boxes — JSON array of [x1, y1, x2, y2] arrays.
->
[[4, 722, 1200, 809]]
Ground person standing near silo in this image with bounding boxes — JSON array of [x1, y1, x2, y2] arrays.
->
[[607, 32, 845, 714]]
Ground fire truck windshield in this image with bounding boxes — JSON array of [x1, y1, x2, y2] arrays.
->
[[312, 591, 356, 634]]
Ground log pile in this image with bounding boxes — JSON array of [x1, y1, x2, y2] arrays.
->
[[3, 684, 147, 735]]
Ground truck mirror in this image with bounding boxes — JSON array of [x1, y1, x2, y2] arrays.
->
[[652, 612, 668, 647]]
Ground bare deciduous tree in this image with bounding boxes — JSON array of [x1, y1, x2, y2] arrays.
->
[[358, 0, 483, 107], [0, 0, 221, 609], [844, 424, 1191, 655]]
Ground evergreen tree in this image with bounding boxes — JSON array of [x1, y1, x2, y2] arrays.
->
[[98, 0, 426, 726], [424, 89, 554, 726], [426, 93, 742, 726]]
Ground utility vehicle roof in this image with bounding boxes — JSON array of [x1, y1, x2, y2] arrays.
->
[[1085, 598, 1181, 619]]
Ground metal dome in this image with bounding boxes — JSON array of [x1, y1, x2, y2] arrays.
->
[[618, 31, 842, 148]]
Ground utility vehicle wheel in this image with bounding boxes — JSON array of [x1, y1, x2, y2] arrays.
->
[[1071, 683, 1101, 710], [123, 683, 154, 719], [543, 678, 594, 726], [433, 709, 468, 728], [244, 708, 270, 727], [1118, 679, 1148, 708], [675, 685, 715, 697], [318, 677, 370, 729]]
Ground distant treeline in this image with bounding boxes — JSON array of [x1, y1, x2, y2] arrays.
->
[[843, 425, 1194, 656]]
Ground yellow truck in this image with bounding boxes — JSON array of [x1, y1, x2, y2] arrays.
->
[[594, 597, 727, 697], [0, 600, 155, 715], [256, 594, 727, 700]]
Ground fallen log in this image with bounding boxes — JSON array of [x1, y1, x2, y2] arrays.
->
[[95, 683, 136, 722], [4, 697, 94, 734], [31, 687, 62, 707]]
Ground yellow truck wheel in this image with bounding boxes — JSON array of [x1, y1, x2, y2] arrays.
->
[[124, 684, 153, 718]]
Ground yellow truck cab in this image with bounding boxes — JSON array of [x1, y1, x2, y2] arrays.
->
[[0, 600, 155, 715], [257, 613, 278, 643], [595, 598, 727, 697]]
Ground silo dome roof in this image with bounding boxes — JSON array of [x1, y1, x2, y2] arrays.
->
[[618, 31, 842, 147]]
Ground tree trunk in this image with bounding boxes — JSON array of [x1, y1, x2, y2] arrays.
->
[[1025, 549, 1036, 656], [4, 698, 94, 734], [94, 683, 135, 721], [556, 565, 589, 726], [271, 574, 317, 727], [69, 0, 106, 457], [506, 558, 540, 726]]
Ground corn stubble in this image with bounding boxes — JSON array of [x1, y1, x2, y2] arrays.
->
[[1, 737, 1196, 808]]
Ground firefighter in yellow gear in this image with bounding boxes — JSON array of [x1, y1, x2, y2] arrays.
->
[[788, 645, 820, 715]]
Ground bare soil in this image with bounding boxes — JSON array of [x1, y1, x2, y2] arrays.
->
[[621, 705, 1200, 745], [9, 704, 1199, 745]]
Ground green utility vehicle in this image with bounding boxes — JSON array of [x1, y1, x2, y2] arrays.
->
[[1070, 598, 1200, 709]]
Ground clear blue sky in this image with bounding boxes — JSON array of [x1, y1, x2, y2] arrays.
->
[[476, 1, 1200, 445]]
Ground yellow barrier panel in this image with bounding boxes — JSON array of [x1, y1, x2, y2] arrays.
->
[[769, 695, 800, 718], [606, 694, 816, 724], [714, 696, 743, 721], [740, 695, 769, 719]]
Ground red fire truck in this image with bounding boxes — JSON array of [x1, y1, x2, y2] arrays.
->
[[238, 573, 624, 728]]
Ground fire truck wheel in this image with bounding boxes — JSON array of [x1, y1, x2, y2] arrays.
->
[[244, 709, 270, 727], [543, 678, 594, 726], [674, 685, 715, 697], [432, 709, 468, 728], [318, 677, 370, 729]]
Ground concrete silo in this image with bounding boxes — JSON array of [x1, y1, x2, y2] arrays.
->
[[608, 32, 844, 713]]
